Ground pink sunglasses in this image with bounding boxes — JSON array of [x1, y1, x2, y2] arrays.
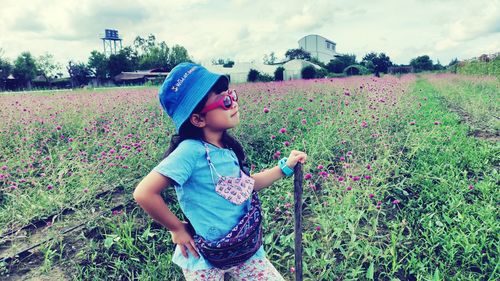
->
[[200, 89, 238, 113]]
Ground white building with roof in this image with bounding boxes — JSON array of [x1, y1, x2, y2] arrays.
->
[[298, 34, 338, 64], [202, 59, 323, 83]]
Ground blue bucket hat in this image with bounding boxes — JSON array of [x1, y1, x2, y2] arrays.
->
[[158, 62, 229, 133]]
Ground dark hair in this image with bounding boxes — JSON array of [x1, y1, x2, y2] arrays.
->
[[162, 77, 251, 176]]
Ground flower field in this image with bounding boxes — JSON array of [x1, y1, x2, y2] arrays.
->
[[0, 74, 498, 280]]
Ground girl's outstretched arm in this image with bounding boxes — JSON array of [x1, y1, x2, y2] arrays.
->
[[251, 166, 285, 191], [252, 150, 307, 191]]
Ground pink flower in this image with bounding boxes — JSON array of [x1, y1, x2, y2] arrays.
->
[[273, 151, 281, 159], [319, 171, 328, 178], [315, 225, 321, 231], [337, 176, 345, 182], [317, 165, 324, 170], [409, 121, 416, 125], [434, 121, 441, 125], [366, 164, 371, 170], [1, 165, 7, 170], [301, 119, 307, 124], [47, 185, 53, 190], [290, 267, 295, 273], [364, 175, 371, 180], [309, 184, 317, 190], [340, 156, 345, 161], [346, 186, 352, 191], [392, 199, 400, 204], [270, 135, 276, 140], [369, 193, 374, 199], [83, 188, 89, 193], [468, 185, 474, 190], [263, 107, 270, 113], [352, 176, 361, 181], [279, 128, 287, 134], [284, 141, 290, 146], [304, 173, 312, 180], [56, 126, 62, 130], [361, 121, 368, 128], [297, 107, 304, 111]]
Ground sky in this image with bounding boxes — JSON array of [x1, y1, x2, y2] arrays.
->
[[1, 0, 499, 68]]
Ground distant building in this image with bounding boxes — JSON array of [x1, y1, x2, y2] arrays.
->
[[113, 68, 169, 85], [203, 62, 277, 83], [298, 34, 338, 64], [203, 59, 323, 83]]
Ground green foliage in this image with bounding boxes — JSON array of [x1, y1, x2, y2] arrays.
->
[[108, 47, 139, 77], [301, 65, 316, 79], [315, 67, 328, 78], [456, 56, 500, 78], [344, 64, 370, 76], [0, 52, 12, 90], [263, 52, 278, 65], [247, 68, 259, 82], [12, 51, 37, 88], [222, 60, 235, 68], [409, 55, 434, 72], [67, 60, 91, 87], [36, 53, 62, 83], [247, 68, 273, 82], [285, 48, 311, 61], [88, 51, 109, 80], [361, 52, 393, 74], [274, 66, 284, 81], [327, 59, 346, 73]]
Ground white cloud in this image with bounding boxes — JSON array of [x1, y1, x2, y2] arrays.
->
[[0, 0, 499, 68]]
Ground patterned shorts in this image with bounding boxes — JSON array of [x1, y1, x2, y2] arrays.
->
[[181, 258, 286, 281]]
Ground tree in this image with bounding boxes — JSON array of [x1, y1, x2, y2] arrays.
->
[[168, 44, 191, 70], [409, 55, 434, 72], [263, 52, 277, 64], [361, 52, 393, 74], [12, 52, 37, 89], [108, 47, 139, 77], [0, 49, 12, 90], [88, 50, 109, 82], [133, 34, 191, 71], [327, 59, 346, 73], [274, 66, 284, 81], [285, 48, 311, 61], [36, 52, 61, 85], [67, 61, 91, 87], [433, 59, 445, 71], [447, 58, 459, 73], [301, 65, 316, 79], [247, 69, 260, 82]]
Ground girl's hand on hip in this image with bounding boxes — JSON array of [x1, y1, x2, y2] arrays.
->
[[286, 150, 307, 168], [170, 221, 200, 259]]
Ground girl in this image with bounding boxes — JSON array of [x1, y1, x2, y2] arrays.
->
[[133, 62, 307, 281]]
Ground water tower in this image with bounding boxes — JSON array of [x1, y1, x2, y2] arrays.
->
[[101, 29, 122, 56]]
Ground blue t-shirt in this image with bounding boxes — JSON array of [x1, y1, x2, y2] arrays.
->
[[152, 138, 266, 270]]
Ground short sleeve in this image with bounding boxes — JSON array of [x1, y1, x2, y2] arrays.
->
[[152, 140, 198, 187]]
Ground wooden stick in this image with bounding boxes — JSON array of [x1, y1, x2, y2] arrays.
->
[[293, 163, 303, 281]]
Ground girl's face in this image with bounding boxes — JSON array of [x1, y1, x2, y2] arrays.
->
[[200, 90, 240, 131]]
